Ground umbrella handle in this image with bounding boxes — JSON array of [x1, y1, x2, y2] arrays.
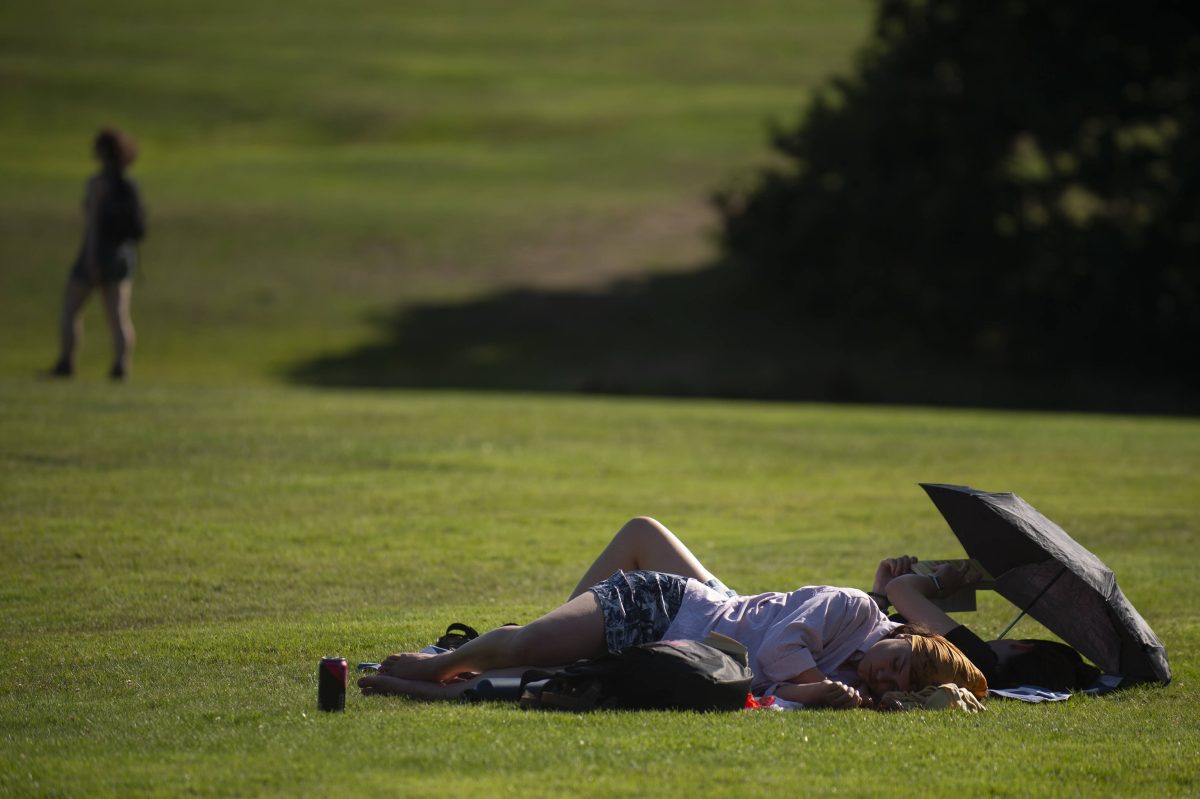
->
[[996, 564, 1069, 640]]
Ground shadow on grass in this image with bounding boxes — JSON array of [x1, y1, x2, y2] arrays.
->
[[287, 263, 1196, 414]]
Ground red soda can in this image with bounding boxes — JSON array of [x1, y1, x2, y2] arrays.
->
[[318, 656, 348, 712]]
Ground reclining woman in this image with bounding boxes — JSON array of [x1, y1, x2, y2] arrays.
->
[[564, 517, 1098, 692], [360, 517, 987, 708]]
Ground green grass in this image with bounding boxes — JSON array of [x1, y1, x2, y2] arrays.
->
[[0, 0, 870, 383], [3, 1, 1199, 796], [2, 378, 1198, 796]]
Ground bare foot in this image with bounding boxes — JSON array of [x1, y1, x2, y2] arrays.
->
[[378, 652, 431, 674], [380, 652, 460, 681]]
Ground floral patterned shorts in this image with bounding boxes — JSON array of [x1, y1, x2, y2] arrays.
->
[[588, 570, 737, 653]]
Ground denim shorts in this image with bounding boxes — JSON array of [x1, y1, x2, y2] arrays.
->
[[588, 570, 737, 652], [70, 242, 138, 284], [705, 577, 737, 598]]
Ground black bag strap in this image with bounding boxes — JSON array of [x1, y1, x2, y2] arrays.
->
[[435, 622, 480, 650]]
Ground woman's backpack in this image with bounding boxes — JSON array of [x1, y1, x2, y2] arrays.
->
[[518, 636, 753, 712]]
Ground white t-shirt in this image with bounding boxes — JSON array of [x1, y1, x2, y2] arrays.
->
[[662, 580, 898, 695]]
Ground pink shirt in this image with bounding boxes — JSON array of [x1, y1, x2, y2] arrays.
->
[[662, 580, 898, 695]]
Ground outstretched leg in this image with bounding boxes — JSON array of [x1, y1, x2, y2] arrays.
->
[[380, 592, 607, 683], [359, 666, 531, 700], [569, 516, 717, 599]]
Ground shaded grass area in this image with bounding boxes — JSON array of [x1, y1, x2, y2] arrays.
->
[[2, 377, 1198, 795], [288, 264, 1199, 414]]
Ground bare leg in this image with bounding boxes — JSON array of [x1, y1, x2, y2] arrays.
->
[[569, 516, 718, 599], [56, 280, 92, 374], [380, 592, 607, 683], [101, 279, 134, 377], [359, 674, 465, 700], [359, 666, 533, 700]]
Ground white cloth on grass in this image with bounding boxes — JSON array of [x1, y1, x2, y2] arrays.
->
[[990, 673, 1124, 702], [989, 686, 1072, 702]]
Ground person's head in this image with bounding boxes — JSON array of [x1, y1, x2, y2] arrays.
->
[[93, 128, 137, 171], [989, 639, 1100, 691], [858, 624, 988, 699]]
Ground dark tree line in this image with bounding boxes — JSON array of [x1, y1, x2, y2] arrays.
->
[[719, 0, 1199, 384]]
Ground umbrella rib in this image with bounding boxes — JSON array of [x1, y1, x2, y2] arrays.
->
[[996, 564, 1069, 640]]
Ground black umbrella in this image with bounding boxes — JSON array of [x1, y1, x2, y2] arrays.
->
[[920, 483, 1170, 684]]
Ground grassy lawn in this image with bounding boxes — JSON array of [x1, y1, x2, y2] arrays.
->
[[2, 377, 1198, 796], [0, 0, 869, 383], [2, 1, 1199, 796]]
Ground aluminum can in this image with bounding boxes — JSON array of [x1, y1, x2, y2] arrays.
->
[[318, 656, 348, 712]]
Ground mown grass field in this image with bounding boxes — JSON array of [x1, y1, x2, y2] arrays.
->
[[2, 1, 1199, 797], [2, 380, 1198, 797], [1, 0, 868, 382]]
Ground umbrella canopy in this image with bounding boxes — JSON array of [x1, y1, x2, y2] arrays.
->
[[920, 483, 1170, 684]]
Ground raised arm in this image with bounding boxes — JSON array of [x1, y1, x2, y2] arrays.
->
[[886, 562, 978, 636], [869, 554, 917, 611]]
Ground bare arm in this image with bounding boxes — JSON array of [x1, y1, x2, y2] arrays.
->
[[886, 563, 977, 636], [771, 667, 866, 709], [870, 555, 917, 611]]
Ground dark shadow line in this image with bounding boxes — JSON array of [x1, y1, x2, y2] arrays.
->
[[285, 262, 1198, 416]]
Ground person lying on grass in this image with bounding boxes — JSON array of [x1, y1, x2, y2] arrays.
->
[[359, 517, 987, 708], [552, 520, 1098, 692], [872, 556, 1100, 692]]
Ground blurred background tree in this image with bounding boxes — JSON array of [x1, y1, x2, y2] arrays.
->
[[718, 0, 1199, 384]]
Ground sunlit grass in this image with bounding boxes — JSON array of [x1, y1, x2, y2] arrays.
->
[[1, 378, 1197, 795], [0, 0, 869, 382], [2, 2, 1196, 795]]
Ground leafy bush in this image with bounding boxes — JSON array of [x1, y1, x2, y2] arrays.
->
[[718, 0, 1199, 380]]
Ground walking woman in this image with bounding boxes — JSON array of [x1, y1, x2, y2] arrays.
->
[[360, 517, 987, 708], [52, 128, 146, 380]]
